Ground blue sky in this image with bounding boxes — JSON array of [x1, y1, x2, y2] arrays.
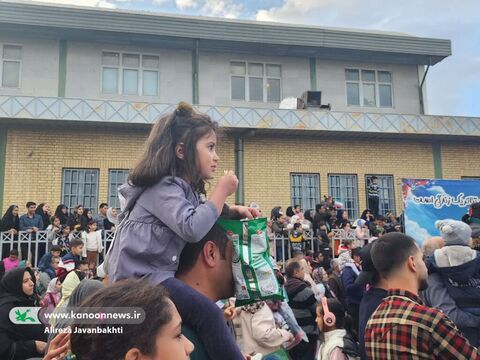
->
[[32, 0, 480, 117]]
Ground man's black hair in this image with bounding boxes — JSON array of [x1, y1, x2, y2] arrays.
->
[[26, 201, 36, 208], [70, 239, 84, 248], [351, 247, 362, 258], [99, 203, 108, 209], [177, 223, 229, 275], [9, 249, 19, 256], [285, 260, 301, 278], [371, 232, 418, 279]]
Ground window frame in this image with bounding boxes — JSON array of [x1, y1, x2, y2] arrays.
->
[[365, 174, 396, 215], [327, 173, 359, 220], [290, 173, 321, 212], [1, 43, 23, 89], [230, 61, 282, 103], [61, 168, 100, 213], [345, 68, 394, 108], [101, 50, 160, 97], [108, 169, 129, 210]]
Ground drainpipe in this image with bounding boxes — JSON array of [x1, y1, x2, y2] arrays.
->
[[192, 40, 199, 104], [0, 126, 6, 212], [234, 136, 244, 205], [419, 58, 431, 115]]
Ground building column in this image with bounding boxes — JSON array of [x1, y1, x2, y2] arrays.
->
[[0, 127, 7, 212], [309, 57, 317, 91], [58, 40, 67, 97], [432, 143, 443, 178], [234, 136, 244, 205], [192, 40, 199, 104]]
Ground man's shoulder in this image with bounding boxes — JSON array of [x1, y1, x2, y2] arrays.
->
[[182, 324, 210, 360], [373, 293, 445, 328]]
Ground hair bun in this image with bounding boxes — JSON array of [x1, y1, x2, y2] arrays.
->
[[175, 101, 194, 117]]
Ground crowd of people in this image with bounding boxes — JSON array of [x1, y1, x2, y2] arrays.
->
[[0, 102, 479, 360]]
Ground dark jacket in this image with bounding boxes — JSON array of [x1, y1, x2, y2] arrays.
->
[[285, 277, 318, 336], [37, 253, 52, 272], [358, 287, 388, 360], [423, 272, 480, 347], [328, 272, 346, 306], [427, 249, 480, 309], [0, 267, 47, 360], [0, 214, 19, 232], [341, 263, 363, 306], [61, 252, 80, 271]]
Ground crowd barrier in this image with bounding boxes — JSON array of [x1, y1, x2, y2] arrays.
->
[[0, 230, 115, 268]]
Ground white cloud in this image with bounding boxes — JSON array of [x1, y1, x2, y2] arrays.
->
[[201, 0, 242, 18], [255, 0, 480, 117], [405, 218, 434, 245], [175, 0, 197, 9], [427, 186, 446, 195], [31, 0, 116, 8]]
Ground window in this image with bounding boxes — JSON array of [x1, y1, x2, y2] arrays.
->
[[346, 69, 393, 107], [108, 170, 129, 210], [2, 45, 22, 88], [102, 52, 159, 96], [328, 174, 359, 219], [365, 175, 396, 215], [290, 174, 320, 211], [231, 62, 281, 102], [62, 169, 99, 212]]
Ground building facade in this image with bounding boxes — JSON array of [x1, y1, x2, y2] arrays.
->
[[0, 1, 479, 219]]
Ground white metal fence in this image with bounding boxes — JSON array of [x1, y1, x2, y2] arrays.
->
[[0, 230, 115, 268]]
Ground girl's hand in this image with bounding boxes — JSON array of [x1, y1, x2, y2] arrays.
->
[[223, 304, 237, 321], [230, 205, 260, 219], [217, 170, 238, 197], [43, 331, 71, 360]]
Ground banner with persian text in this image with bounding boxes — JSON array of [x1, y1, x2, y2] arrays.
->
[[402, 179, 480, 245]]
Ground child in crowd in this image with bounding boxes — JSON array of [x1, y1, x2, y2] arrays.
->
[[316, 298, 360, 360], [337, 239, 355, 271], [40, 277, 62, 311], [289, 222, 305, 253], [106, 102, 258, 360], [46, 216, 62, 249], [81, 220, 103, 275], [59, 239, 84, 275], [428, 219, 480, 316], [64, 279, 193, 360], [2, 249, 19, 272], [53, 225, 71, 256], [237, 301, 294, 356], [38, 245, 62, 273]]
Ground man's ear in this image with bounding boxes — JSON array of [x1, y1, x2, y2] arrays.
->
[[407, 255, 417, 273], [175, 143, 185, 160], [202, 241, 217, 268]]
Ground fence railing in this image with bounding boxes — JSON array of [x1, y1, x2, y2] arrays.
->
[[0, 230, 116, 268], [3, 228, 369, 269]]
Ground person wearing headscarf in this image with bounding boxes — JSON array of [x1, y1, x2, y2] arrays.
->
[[104, 207, 119, 231], [237, 301, 293, 356], [0, 267, 47, 359], [35, 203, 51, 230], [41, 277, 62, 311], [1, 205, 20, 260], [47, 279, 104, 346], [49, 270, 81, 326], [54, 204, 69, 226]]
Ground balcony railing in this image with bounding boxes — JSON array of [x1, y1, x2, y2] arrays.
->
[[1, 95, 480, 137]]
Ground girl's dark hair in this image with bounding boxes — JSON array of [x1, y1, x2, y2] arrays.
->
[[360, 209, 372, 220], [71, 279, 173, 360], [129, 102, 219, 194], [270, 206, 282, 220], [286, 206, 294, 217], [318, 299, 353, 332], [2, 205, 18, 219]]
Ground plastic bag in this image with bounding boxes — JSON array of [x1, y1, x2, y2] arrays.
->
[[217, 218, 283, 306]]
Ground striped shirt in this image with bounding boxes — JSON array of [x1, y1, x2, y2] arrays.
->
[[365, 289, 480, 359]]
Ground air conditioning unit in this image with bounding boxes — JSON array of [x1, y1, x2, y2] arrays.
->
[[302, 91, 321, 107]]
